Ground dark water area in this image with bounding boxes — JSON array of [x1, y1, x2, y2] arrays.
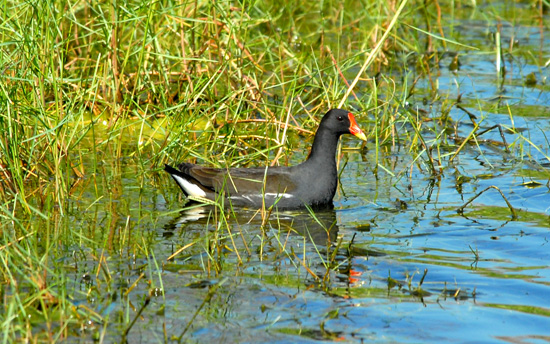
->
[[10, 12, 550, 344]]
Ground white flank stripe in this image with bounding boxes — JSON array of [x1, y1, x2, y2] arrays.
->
[[230, 193, 294, 202], [264, 192, 294, 199], [172, 174, 206, 198]]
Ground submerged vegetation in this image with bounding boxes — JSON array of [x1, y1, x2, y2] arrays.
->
[[1, 0, 549, 342]]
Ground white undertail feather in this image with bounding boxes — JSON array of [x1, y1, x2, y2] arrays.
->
[[172, 174, 206, 198]]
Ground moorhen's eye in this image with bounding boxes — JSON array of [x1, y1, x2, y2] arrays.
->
[[337, 115, 344, 121]]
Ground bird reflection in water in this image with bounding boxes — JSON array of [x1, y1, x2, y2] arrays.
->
[[163, 205, 338, 246]]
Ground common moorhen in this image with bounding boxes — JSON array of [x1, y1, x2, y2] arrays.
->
[[165, 109, 367, 209]]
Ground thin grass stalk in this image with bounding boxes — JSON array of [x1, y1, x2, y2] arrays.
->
[[338, 0, 410, 108]]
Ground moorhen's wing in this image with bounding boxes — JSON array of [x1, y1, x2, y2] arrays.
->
[[182, 163, 300, 206]]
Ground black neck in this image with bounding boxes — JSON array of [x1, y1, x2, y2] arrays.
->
[[305, 127, 340, 167]]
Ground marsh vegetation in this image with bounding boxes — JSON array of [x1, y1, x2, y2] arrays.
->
[[1, 0, 549, 342]]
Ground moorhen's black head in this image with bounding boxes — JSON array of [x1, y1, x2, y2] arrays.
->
[[307, 109, 367, 162], [318, 109, 367, 140]]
